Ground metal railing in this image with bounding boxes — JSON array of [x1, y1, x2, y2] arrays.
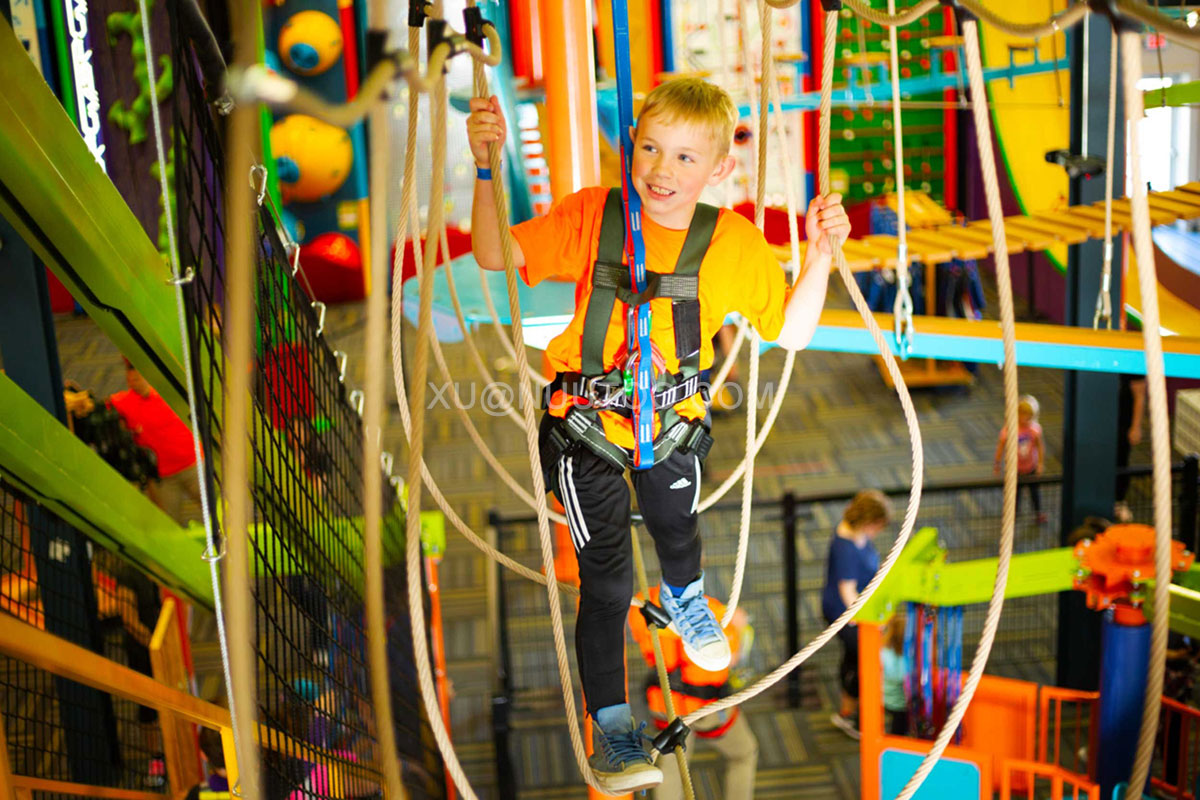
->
[[486, 457, 1200, 791]]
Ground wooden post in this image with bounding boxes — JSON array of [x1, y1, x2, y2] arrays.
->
[[149, 599, 203, 799]]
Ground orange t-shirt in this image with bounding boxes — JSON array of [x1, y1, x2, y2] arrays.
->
[[511, 187, 790, 450]]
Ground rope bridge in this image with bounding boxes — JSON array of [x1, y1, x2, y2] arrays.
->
[[205, 0, 1187, 796]]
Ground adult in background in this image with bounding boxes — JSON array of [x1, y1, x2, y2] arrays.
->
[[822, 489, 893, 739]]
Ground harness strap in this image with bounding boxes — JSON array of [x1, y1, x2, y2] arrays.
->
[[583, 190, 719, 377], [542, 408, 714, 474], [580, 191, 627, 376], [544, 372, 707, 413]]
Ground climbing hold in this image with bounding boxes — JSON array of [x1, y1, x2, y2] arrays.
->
[[279, 10, 344, 76], [270, 115, 354, 204]]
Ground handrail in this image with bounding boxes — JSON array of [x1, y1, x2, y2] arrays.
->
[[6, 776, 168, 800], [1037, 686, 1100, 781], [999, 759, 1100, 800], [0, 612, 381, 794]]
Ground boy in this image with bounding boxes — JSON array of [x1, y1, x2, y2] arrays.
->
[[468, 78, 849, 792]]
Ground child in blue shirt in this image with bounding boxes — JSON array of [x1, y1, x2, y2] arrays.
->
[[822, 489, 892, 739]]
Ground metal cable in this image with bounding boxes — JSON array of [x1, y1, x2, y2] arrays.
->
[[672, 8, 925, 733], [1094, 30, 1118, 330], [139, 0, 248, 784], [891, 18, 1019, 799], [1121, 28, 1174, 795], [887, 0, 914, 352]]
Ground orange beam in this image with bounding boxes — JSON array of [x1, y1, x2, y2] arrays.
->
[[539, 0, 600, 199], [859, 622, 885, 800]]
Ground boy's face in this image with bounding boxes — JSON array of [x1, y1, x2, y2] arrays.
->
[[630, 114, 735, 228]]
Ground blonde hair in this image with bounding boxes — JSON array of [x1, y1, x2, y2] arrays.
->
[[1018, 394, 1040, 420], [843, 489, 893, 530], [637, 78, 738, 156]]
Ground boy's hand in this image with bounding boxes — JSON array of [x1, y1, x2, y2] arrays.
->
[[806, 193, 851, 255], [466, 95, 506, 169]]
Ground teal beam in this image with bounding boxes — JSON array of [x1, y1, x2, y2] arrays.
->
[[0, 24, 187, 418], [0, 374, 212, 608]]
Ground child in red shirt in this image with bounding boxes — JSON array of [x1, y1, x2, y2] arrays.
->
[[994, 394, 1047, 523]]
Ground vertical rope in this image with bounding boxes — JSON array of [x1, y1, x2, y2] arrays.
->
[[723, 0, 771, 627], [891, 19, 1019, 800], [673, 6, 925, 730], [1121, 28, 1173, 795], [631, 529, 695, 799], [886, 0, 909, 285], [220, 0, 262, 794], [400, 18, 486, 795], [361, 3, 408, 798], [470, 16, 604, 791]]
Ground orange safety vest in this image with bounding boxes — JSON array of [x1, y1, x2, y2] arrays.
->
[[628, 588, 746, 738]]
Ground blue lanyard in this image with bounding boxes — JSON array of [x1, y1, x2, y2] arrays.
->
[[611, 0, 657, 468]]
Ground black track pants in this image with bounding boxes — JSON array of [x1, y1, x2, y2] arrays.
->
[[540, 414, 704, 713]]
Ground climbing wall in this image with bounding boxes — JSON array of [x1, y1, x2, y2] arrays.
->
[[813, 1, 959, 209]]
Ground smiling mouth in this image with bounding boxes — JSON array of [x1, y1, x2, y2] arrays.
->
[[645, 183, 675, 199]]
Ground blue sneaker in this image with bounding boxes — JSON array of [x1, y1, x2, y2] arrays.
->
[[589, 704, 663, 794], [659, 574, 731, 671]]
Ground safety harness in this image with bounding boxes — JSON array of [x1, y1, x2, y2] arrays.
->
[[543, 189, 717, 472]]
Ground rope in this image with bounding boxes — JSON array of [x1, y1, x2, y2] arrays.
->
[[722, 0, 772, 628], [630, 528, 695, 799], [1121, 28, 1173, 795], [361, 3, 409, 798], [844, 0, 941, 28], [891, 18, 1019, 799], [956, 0, 1088, 40], [1094, 30, 1118, 331], [1114, 0, 1200, 45], [399, 14, 483, 796], [669, 7, 926, 733], [440, 240, 530, 428], [137, 0, 248, 784], [227, 29, 503, 126], [220, 0, 263, 793], [429, 228, 568, 524], [886, 0, 914, 352], [392, 203, 582, 596], [470, 16, 605, 792]]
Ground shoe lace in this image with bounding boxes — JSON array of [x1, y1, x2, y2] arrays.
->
[[600, 722, 651, 768], [673, 592, 723, 646]]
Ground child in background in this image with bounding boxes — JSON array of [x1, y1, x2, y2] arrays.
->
[[881, 614, 908, 736], [822, 489, 893, 739], [994, 394, 1047, 523]]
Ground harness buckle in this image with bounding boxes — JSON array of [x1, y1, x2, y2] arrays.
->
[[583, 375, 626, 409]]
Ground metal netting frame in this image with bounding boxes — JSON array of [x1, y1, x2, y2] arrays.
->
[[169, 4, 444, 797]]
